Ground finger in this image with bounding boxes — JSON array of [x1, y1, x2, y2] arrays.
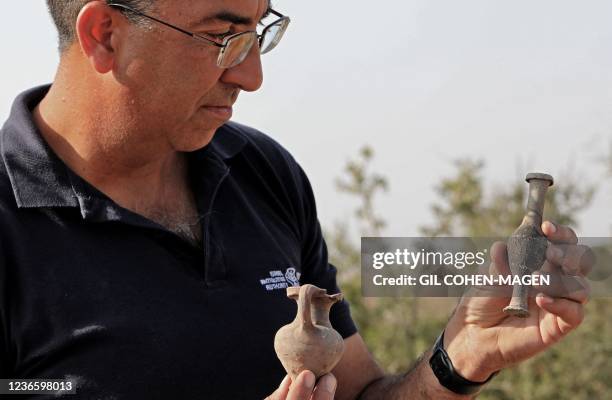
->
[[465, 241, 512, 298], [488, 241, 510, 276], [546, 244, 595, 276], [539, 259, 558, 274], [265, 375, 291, 400], [467, 241, 510, 298], [287, 371, 315, 400], [533, 271, 591, 304], [311, 374, 337, 400], [542, 221, 577, 245], [536, 294, 585, 334]]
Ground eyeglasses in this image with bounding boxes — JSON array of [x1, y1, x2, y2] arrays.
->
[[107, 3, 290, 68]]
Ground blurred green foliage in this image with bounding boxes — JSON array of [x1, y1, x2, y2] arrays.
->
[[326, 147, 611, 399]]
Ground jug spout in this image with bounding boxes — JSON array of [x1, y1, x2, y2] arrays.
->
[[274, 284, 346, 379]]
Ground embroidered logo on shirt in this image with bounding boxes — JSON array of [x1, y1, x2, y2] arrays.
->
[[260, 267, 301, 291], [284, 268, 300, 286]]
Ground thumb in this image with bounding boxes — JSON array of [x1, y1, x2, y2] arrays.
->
[[489, 241, 510, 276], [472, 241, 512, 298]]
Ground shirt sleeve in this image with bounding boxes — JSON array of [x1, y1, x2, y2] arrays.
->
[[295, 165, 358, 339]]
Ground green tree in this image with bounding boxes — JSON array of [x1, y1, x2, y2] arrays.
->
[[328, 146, 449, 371], [420, 159, 595, 237], [326, 150, 611, 399]]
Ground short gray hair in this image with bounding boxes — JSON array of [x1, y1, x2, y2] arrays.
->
[[46, 0, 155, 52]]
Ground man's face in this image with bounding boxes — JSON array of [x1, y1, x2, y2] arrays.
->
[[112, 0, 268, 152]]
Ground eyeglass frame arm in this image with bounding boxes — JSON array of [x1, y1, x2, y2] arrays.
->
[[107, 2, 289, 50]]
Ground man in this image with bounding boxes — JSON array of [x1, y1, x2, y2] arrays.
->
[[0, 0, 592, 399]]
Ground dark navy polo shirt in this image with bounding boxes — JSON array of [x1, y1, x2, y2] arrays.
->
[[0, 86, 356, 399]]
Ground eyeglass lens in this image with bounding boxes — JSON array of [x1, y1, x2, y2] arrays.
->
[[260, 18, 289, 54], [220, 18, 289, 68], [219, 33, 256, 68]]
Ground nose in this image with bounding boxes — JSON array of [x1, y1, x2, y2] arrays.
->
[[220, 40, 264, 92]]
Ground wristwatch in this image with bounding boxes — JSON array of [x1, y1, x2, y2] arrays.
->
[[429, 331, 498, 395]]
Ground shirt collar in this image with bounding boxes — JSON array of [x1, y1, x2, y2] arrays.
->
[[1, 85, 79, 209], [0, 84, 247, 210]]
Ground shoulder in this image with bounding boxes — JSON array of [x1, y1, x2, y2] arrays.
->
[[215, 122, 317, 237], [0, 161, 20, 250], [217, 121, 309, 189], [220, 121, 300, 170], [0, 159, 17, 214], [0, 161, 14, 264]]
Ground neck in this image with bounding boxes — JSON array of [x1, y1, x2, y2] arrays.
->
[[522, 180, 548, 227], [33, 73, 188, 211]]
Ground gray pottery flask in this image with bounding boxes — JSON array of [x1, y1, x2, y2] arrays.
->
[[503, 172, 554, 318], [274, 284, 345, 380]]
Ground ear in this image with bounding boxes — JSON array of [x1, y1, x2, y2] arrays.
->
[[75, 2, 122, 73]]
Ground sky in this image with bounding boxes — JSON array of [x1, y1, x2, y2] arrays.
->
[[1, 1, 611, 237]]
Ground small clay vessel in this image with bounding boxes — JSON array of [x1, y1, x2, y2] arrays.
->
[[274, 284, 345, 380], [503, 172, 553, 318]]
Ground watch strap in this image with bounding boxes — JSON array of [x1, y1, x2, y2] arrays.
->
[[429, 331, 498, 395]]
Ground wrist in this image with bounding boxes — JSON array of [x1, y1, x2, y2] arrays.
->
[[429, 331, 499, 396], [443, 333, 498, 382]]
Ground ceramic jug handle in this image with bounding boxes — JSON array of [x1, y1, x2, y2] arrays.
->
[[298, 284, 319, 329]]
